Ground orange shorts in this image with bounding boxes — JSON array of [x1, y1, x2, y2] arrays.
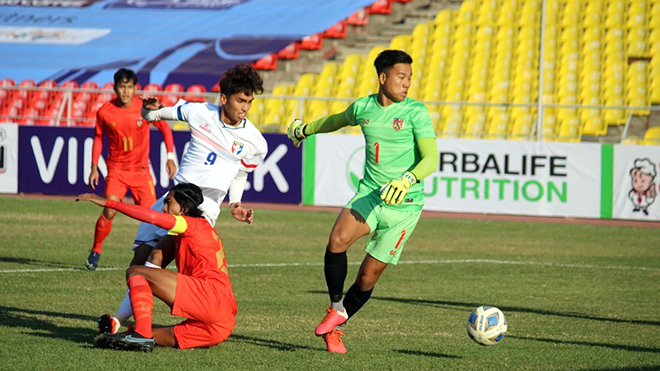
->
[[172, 273, 237, 349], [104, 169, 156, 207]]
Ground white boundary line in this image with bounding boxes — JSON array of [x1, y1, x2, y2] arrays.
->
[[0, 259, 658, 274]]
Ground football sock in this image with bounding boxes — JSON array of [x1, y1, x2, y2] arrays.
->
[[92, 214, 112, 254], [324, 249, 347, 303], [331, 300, 344, 312], [127, 275, 153, 338], [115, 263, 160, 323], [343, 282, 373, 318], [114, 289, 133, 324]]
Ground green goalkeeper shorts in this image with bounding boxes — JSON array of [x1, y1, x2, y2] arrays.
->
[[345, 191, 422, 265]]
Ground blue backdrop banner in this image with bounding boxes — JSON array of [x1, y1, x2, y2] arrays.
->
[[18, 126, 302, 204], [0, 0, 373, 87]]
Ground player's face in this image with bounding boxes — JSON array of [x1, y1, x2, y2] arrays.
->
[[163, 192, 184, 216], [379, 63, 412, 103], [220, 91, 254, 126], [114, 79, 136, 107]]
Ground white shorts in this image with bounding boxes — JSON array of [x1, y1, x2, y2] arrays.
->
[[132, 192, 220, 249]]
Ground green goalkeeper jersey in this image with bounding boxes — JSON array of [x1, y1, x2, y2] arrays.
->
[[341, 94, 436, 210]]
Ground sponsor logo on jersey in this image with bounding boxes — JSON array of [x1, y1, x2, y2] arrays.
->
[[361, 119, 369, 125], [136, 117, 143, 127], [232, 141, 244, 155], [200, 122, 211, 134], [393, 118, 404, 131]]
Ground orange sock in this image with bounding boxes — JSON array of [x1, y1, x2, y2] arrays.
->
[[92, 214, 112, 254], [127, 275, 153, 338]]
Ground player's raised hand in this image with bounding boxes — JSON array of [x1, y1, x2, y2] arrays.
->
[[76, 193, 107, 207], [380, 171, 417, 206], [287, 119, 307, 148], [141, 96, 162, 111], [230, 202, 254, 224]]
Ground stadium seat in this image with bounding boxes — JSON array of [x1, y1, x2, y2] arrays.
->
[[434, 9, 452, 26], [347, 8, 369, 26], [583, 1, 603, 28], [642, 126, 660, 145], [324, 20, 347, 39], [184, 84, 207, 102], [164, 83, 184, 104], [284, 73, 316, 123], [252, 53, 278, 71], [16, 79, 37, 101], [299, 33, 324, 51], [0, 78, 15, 106], [389, 35, 411, 53], [277, 42, 300, 60], [143, 83, 162, 94], [368, 0, 392, 15], [485, 107, 509, 139], [262, 84, 291, 126]]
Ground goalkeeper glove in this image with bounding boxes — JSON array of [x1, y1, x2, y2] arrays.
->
[[380, 171, 417, 205], [287, 119, 307, 148]]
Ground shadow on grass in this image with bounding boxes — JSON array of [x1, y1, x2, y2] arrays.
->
[[0, 305, 95, 345], [509, 335, 660, 354], [309, 292, 660, 327], [229, 334, 324, 352], [0, 256, 71, 268], [394, 349, 461, 359]]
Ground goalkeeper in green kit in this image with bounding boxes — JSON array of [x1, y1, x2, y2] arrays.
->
[[287, 50, 439, 353]]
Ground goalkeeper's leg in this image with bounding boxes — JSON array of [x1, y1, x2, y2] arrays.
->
[[316, 208, 370, 336]]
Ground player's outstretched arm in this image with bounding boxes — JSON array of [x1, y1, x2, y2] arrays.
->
[[380, 138, 438, 206], [77, 193, 177, 230], [287, 112, 351, 148], [140, 97, 177, 121]]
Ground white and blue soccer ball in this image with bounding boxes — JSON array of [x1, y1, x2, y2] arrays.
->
[[466, 305, 508, 346]]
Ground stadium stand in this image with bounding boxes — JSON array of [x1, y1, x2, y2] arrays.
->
[[0, 0, 658, 140]]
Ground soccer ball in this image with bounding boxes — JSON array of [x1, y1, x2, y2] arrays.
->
[[466, 305, 508, 345]]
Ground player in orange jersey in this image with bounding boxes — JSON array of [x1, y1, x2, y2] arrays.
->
[[78, 182, 236, 352], [86, 68, 177, 271]]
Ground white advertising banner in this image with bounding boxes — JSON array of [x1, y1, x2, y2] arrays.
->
[[314, 135, 602, 218], [612, 144, 660, 221], [0, 123, 18, 194]]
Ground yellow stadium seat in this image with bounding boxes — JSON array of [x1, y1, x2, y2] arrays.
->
[[583, 2, 603, 27], [581, 110, 606, 136], [518, 0, 540, 27], [561, 2, 582, 27], [434, 9, 453, 26], [262, 84, 292, 126], [389, 35, 412, 53], [476, 0, 496, 26], [556, 114, 581, 142], [541, 109, 558, 139], [462, 109, 487, 139], [509, 108, 534, 140], [642, 126, 660, 145]]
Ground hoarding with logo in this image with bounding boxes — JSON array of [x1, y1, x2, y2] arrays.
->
[[310, 135, 604, 219], [612, 144, 660, 221]]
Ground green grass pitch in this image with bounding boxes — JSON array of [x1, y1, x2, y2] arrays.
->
[[0, 197, 659, 370]]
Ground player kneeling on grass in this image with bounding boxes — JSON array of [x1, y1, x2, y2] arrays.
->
[[77, 183, 236, 352]]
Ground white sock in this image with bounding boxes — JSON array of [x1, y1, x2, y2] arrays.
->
[[114, 288, 133, 324], [114, 262, 161, 324]]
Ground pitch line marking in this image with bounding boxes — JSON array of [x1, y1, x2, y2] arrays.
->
[[0, 259, 658, 274]]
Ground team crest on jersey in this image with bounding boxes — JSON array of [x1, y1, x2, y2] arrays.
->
[[136, 117, 143, 127], [232, 141, 244, 155], [360, 118, 369, 125], [393, 118, 404, 131]]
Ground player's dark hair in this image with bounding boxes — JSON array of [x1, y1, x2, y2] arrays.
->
[[219, 64, 264, 97], [374, 50, 413, 75], [114, 68, 138, 85], [170, 183, 204, 218]]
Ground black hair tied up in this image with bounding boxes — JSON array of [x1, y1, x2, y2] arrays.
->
[[170, 183, 204, 218]]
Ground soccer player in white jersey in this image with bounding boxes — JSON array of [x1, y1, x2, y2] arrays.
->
[[97, 64, 268, 335]]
